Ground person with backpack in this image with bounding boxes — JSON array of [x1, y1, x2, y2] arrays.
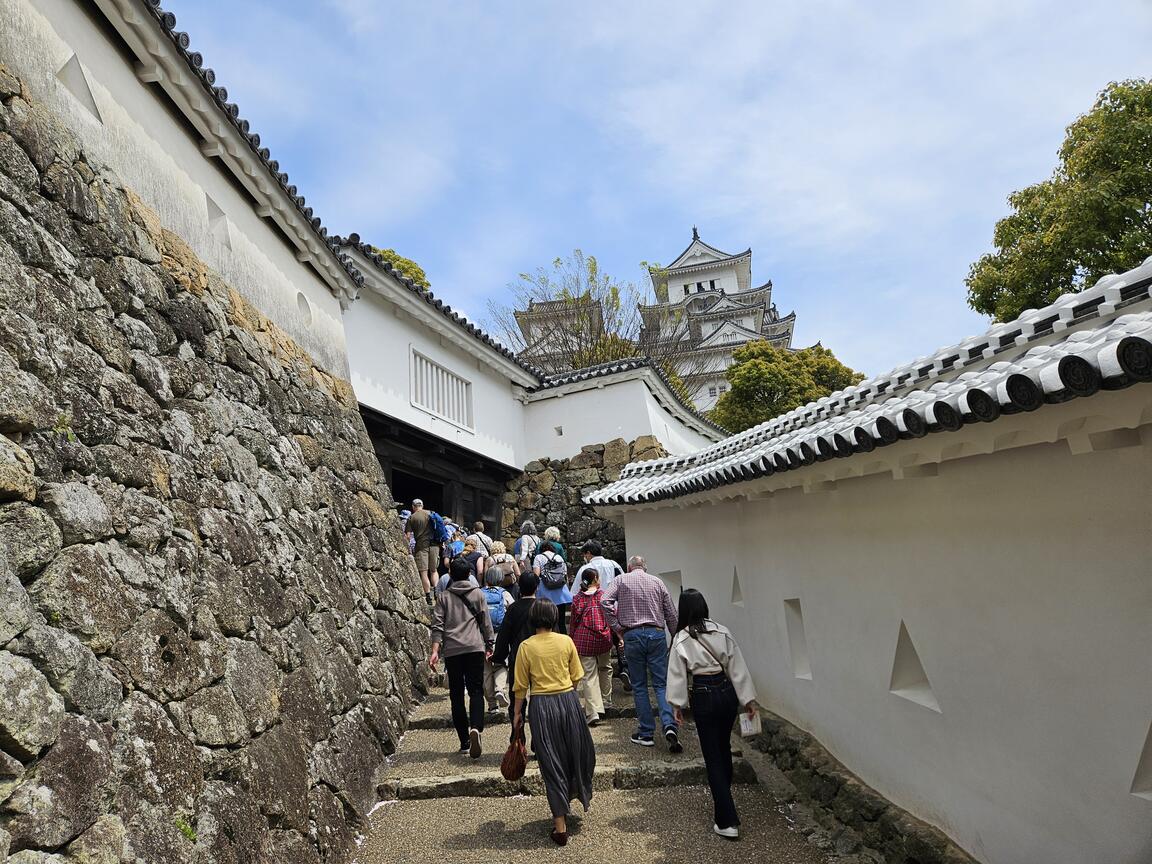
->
[[481, 568, 515, 712], [533, 526, 573, 634], [429, 557, 496, 759], [514, 520, 541, 567], [569, 566, 614, 726], [486, 540, 521, 599], [666, 588, 759, 840], [492, 571, 539, 738], [405, 499, 441, 601]]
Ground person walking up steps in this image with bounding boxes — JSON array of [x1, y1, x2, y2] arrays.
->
[[601, 555, 681, 752], [533, 526, 573, 633], [429, 557, 495, 759], [513, 598, 596, 847], [492, 571, 538, 738], [404, 499, 438, 601], [514, 520, 540, 568], [569, 567, 614, 725], [481, 567, 514, 712], [667, 588, 759, 840], [575, 540, 628, 695], [486, 540, 520, 599]]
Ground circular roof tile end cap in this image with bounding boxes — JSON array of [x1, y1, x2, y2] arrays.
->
[[1117, 336, 1152, 382], [1003, 374, 1044, 412], [852, 427, 876, 453], [873, 416, 900, 444], [1055, 357, 1096, 400], [898, 408, 927, 438], [930, 400, 964, 431], [961, 388, 1001, 423]]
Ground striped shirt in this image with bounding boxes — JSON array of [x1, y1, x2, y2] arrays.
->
[[600, 568, 678, 634]]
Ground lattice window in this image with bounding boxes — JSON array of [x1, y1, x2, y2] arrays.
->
[[410, 350, 473, 430]]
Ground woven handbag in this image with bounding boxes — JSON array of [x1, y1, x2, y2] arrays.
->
[[501, 722, 527, 782]]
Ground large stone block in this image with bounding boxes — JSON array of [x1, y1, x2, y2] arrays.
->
[[0, 435, 36, 502], [0, 502, 61, 578], [8, 623, 122, 720], [40, 481, 113, 543], [0, 650, 64, 760], [30, 543, 138, 654], [4, 715, 115, 849]]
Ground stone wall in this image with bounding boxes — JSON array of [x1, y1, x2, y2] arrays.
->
[[0, 65, 427, 864], [501, 435, 667, 563]]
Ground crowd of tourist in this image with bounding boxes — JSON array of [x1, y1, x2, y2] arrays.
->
[[410, 501, 760, 846]]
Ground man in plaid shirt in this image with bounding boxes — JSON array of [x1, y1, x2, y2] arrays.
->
[[601, 555, 681, 751]]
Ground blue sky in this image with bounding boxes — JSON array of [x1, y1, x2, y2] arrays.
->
[[168, 0, 1152, 377]]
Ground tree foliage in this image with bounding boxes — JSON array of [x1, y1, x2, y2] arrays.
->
[[485, 250, 704, 385], [369, 245, 430, 290], [966, 79, 1152, 322], [710, 342, 864, 433]]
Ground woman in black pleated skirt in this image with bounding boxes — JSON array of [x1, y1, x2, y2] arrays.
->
[[512, 599, 596, 846]]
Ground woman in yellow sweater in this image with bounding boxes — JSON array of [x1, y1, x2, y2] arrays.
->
[[512, 598, 596, 846]]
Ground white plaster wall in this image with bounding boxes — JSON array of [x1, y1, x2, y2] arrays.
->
[[621, 436, 1152, 864], [670, 262, 739, 303], [2, 0, 348, 374], [523, 377, 715, 461], [346, 290, 527, 468]]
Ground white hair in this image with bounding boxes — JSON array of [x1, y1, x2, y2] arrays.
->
[[627, 555, 646, 571], [544, 526, 561, 542], [412, 498, 423, 508]]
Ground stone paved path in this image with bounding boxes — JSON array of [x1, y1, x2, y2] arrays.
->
[[355, 686, 833, 864]]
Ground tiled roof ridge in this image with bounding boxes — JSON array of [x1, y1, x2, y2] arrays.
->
[[588, 256, 1152, 506], [139, 0, 364, 296], [333, 234, 545, 378], [533, 357, 728, 435]]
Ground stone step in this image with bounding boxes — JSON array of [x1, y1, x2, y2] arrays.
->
[[355, 786, 834, 864], [384, 715, 727, 782], [409, 702, 636, 730], [377, 756, 758, 800]]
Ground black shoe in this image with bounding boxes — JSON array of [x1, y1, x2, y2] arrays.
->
[[587, 717, 600, 728], [457, 744, 470, 754], [630, 733, 655, 747], [665, 727, 683, 754]]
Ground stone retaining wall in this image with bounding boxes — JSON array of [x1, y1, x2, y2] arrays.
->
[[501, 435, 667, 563], [748, 710, 977, 864], [0, 65, 427, 864]]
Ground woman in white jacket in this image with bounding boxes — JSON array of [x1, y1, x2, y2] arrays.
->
[[666, 588, 758, 840]]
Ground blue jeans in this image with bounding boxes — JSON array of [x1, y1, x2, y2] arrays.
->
[[623, 628, 676, 737]]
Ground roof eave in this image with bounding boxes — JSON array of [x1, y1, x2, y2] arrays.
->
[[94, 0, 362, 307]]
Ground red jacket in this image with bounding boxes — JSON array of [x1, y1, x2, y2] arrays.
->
[[569, 589, 613, 656]]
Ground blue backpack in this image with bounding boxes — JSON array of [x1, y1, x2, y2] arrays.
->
[[428, 511, 452, 544], [482, 586, 506, 629]]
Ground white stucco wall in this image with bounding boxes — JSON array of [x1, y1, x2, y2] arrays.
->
[[669, 261, 739, 303], [346, 288, 528, 469], [616, 418, 1152, 864], [522, 376, 717, 461], [2, 0, 349, 374]]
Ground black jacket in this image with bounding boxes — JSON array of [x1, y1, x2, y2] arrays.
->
[[492, 597, 535, 671]]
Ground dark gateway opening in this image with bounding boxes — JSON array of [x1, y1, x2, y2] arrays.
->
[[360, 405, 518, 533]]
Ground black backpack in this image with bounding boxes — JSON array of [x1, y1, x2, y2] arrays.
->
[[539, 550, 568, 590]]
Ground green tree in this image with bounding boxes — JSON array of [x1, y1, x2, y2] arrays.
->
[[486, 250, 703, 384], [369, 245, 430, 290], [966, 79, 1152, 322], [710, 342, 864, 433]]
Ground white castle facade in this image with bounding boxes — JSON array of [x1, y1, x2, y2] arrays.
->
[[642, 229, 796, 410]]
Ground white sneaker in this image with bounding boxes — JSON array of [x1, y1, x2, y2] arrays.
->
[[495, 691, 510, 710], [713, 824, 739, 840]]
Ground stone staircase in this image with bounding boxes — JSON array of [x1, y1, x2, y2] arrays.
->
[[354, 686, 834, 864]]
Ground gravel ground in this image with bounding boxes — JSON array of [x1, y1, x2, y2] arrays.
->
[[355, 786, 832, 864], [384, 715, 703, 780]]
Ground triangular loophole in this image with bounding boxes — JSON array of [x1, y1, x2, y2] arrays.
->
[[205, 193, 232, 250], [784, 598, 812, 679], [57, 54, 102, 122], [889, 620, 940, 712], [730, 566, 743, 606], [1131, 720, 1152, 799]]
